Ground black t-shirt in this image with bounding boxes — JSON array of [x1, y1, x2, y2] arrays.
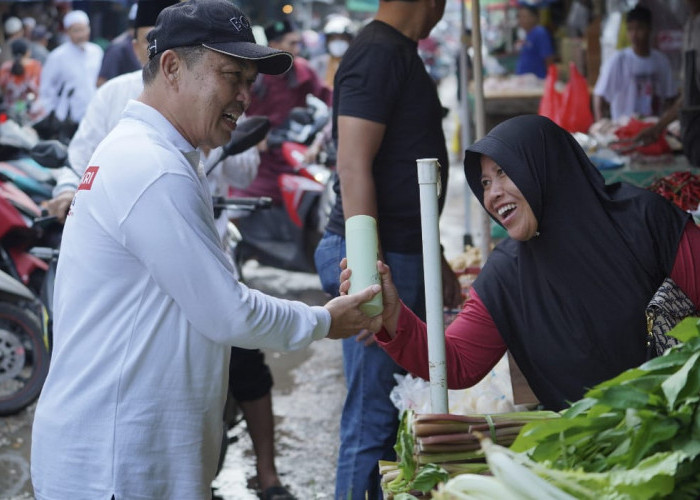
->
[[325, 21, 448, 253]]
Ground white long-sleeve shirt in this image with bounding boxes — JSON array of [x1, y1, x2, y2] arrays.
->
[[38, 40, 102, 122], [31, 100, 330, 500]]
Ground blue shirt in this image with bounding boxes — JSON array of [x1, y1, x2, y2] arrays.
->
[[98, 32, 140, 82], [516, 25, 554, 79]]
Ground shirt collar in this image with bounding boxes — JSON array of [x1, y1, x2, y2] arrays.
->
[[122, 100, 200, 169]]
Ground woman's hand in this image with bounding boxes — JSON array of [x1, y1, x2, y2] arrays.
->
[[339, 258, 402, 344]]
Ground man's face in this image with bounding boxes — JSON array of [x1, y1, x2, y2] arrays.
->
[[270, 32, 301, 58], [627, 20, 651, 54], [132, 26, 154, 66], [420, 0, 447, 39], [67, 22, 90, 45], [516, 8, 537, 32], [177, 49, 258, 149]]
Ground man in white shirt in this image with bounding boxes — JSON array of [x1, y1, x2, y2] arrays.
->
[[30, 2, 382, 499], [635, 0, 700, 167], [38, 10, 103, 124], [43, 4, 296, 496], [593, 5, 678, 122]]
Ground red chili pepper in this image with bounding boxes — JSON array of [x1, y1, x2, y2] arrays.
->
[[648, 172, 700, 211]]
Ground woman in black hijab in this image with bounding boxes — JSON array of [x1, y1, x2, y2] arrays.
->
[[366, 115, 699, 410]]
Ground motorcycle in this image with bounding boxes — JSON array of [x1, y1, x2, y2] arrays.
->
[[0, 143, 62, 415], [0, 115, 55, 203], [235, 94, 335, 273], [0, 139, 75, 415], [0, 266, 50, 416]]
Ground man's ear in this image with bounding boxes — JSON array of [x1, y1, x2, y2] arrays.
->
[[160, 50, 180, 87]]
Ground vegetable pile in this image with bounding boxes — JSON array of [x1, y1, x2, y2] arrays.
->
[[379, 409, 558, 498], [433, 317, 700, 499], [648, 171, 700, 212]]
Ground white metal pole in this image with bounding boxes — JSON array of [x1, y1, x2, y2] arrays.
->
[[459, 1, 473, 246], [459, 0, 472, 150], [416, 158, 448, 414], [469, 0, 492, 261]]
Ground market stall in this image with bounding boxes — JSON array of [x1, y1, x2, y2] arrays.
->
[[380, 318, 700, 499]]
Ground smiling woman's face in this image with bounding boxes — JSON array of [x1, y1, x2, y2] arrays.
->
[[480, 155, 538, 241]]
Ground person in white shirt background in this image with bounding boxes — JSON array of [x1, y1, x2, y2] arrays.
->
[[30, 0, 381, 498], [593, 5, 678, 122], [38, 10, 103, 125], [41, 3, 294, 497]]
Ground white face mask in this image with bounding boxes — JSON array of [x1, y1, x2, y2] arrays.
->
[[328, 39, 349, 58]]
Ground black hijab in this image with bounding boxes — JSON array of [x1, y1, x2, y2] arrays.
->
[[464, 115, 690, 410]]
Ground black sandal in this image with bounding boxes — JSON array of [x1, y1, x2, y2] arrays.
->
[[260, 485, 296, 500]]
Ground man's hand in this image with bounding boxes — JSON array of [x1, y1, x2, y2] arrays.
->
[[325, 283, 383, 340], [41, 190, 75, 224], [634, 122, 663, 146]]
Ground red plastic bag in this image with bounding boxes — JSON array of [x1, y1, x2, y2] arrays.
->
[[538, 63, 593, 133], [614, 118, 671, 156], [538, 64, 561, 122], [559, 63, 593, 133]]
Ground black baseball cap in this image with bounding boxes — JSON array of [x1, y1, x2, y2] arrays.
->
[[135, 0, 179, 30], [146, 0, 293, 75], [264, 19, 296, 43]]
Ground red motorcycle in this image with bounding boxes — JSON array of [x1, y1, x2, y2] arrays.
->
[[235, 95, 335, 273], [0, 179, 50, 290], [0, 171, 54, 415]]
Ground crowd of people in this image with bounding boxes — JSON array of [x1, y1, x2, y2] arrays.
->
[[0, 0, 697, 499]]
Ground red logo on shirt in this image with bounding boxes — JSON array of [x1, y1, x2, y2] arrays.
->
[[78, 166, 99, 191]]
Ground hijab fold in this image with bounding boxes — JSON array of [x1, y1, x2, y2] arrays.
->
[[464, 115, 690, 410]]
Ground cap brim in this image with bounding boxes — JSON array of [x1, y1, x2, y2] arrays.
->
[[203, 42, 293, 75]]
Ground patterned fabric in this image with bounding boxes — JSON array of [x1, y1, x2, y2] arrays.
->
[[646, 278, 700, 358]]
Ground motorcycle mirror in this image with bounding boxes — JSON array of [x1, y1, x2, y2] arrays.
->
[[30, 140, 69, 169], [207, 116, 270, 175], [221, 116, 270, 157], [289, 108, 313, 125]]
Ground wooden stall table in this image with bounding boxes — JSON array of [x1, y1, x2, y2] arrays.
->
[[481, 87, 544, 133]]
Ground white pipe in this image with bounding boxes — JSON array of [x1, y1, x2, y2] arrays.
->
[[470, 0, 492, 261], [416, 158, 448, 414], [458, 2, 473, 246]]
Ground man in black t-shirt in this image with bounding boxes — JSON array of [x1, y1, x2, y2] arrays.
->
[[313, 1, 461, 498]]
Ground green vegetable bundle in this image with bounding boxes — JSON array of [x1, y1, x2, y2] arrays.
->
[[508, 317, 700, 499], [380, 408, 559, 498]]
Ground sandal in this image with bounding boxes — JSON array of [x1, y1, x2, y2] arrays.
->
[[260, 485, 296, 500]]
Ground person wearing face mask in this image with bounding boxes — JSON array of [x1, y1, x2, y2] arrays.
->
[[310, 15, 354, 90], [38, 10, 103, 124], [341, 114, 700, 414]]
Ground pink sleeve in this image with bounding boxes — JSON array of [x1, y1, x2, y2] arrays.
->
[[670, 221, 700, 308], [375, 289, 506, 389]]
